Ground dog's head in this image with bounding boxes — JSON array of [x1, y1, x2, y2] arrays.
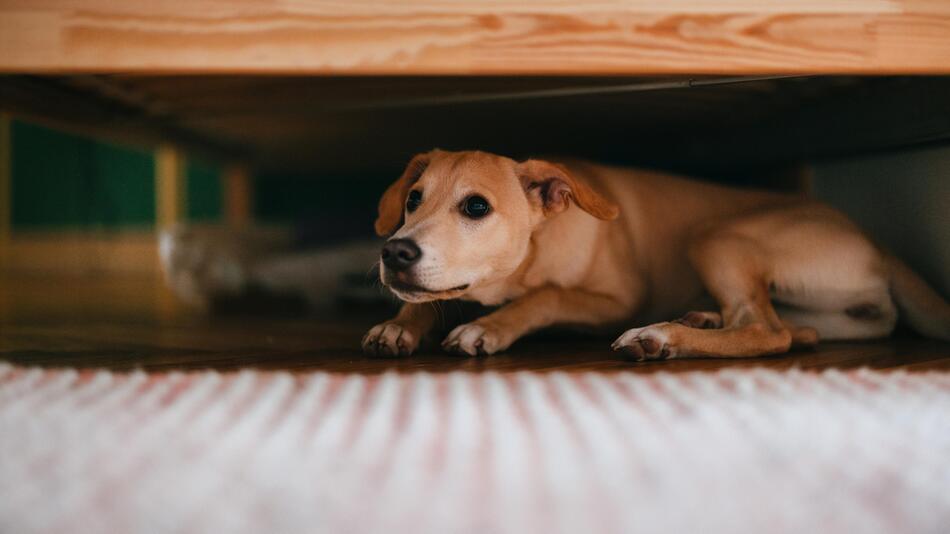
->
[[374, 150, 619, 303]]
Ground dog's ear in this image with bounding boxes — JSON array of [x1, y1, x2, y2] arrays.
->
[[516, 159, 619, 220], [375, 154, 431, 236]]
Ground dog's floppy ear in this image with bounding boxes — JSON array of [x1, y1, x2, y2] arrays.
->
[[516, 159, 619, 220], [375, 153, 431, 236]]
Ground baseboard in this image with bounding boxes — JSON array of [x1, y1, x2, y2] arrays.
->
[[0, 230, 159, 277]]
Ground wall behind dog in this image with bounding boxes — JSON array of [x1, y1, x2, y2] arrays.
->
[[9, 120, 223, 230], [1, 119, 224, 276], [812, 144, 950, 296]]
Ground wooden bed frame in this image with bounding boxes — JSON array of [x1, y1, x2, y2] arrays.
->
[[2, 1, 950, 75]]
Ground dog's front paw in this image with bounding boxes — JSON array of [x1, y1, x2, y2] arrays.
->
[[611, 323, 678, 361], [442, 321, 512, 356], [362, 322, 421, 357]]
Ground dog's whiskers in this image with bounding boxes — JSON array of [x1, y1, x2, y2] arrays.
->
[[430, 300, 446, 329], [365, 259, 380, 278]]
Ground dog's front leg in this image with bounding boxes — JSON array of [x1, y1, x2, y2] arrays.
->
[[362, 303, 439, 357], [442, 287, 629, 356]]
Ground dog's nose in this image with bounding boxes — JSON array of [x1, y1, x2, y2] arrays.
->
[[381, 239, 422, 271]]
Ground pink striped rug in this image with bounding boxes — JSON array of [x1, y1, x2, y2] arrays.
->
[[0, 363, 948, 534]]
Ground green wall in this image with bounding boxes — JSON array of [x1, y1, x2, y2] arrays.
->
[[813, 144, 950, 296], [186, 159, 222, 222], [9, 120, 221, 230], [11, 121, 155, 229]]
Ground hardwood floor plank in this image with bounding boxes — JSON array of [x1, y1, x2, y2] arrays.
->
[[2, 276, 948, 373], [3, 320, 948, 374]]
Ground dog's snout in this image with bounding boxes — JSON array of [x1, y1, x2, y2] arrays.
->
[[381, 239, 422, 271]]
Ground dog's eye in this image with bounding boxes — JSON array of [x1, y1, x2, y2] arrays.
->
[[461, 195, 491, 219], [406, 190, 422, 213]]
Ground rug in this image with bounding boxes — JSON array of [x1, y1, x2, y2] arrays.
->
[[0, 363, 948, 534]]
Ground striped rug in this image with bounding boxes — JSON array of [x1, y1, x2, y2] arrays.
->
[[1, 363, 948, 534]]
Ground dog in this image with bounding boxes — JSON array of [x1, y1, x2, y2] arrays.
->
[[362, 149, 950, 359]]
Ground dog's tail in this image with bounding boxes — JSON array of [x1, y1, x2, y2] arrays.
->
[[887, 254, 950, 341]]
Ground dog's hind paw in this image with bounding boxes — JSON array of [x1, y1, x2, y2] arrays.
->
[[611, 323, 677, 361], [362, 322, 420, 357]]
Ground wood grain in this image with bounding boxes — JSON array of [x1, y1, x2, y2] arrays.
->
[[0, 232, 159, 277], [3, 310, 949, 374], [155, 144, 185, 229], [13, 75, 941, 178], [1, 1, 950, 74], [1, 275, 948, 374], [223, 165, 252, 228]]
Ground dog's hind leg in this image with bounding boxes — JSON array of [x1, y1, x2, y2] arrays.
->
[[613, 231, 810, 359], [673, 310, 819, 348]]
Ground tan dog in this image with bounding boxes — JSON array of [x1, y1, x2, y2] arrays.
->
[[362, 150, 950, 359]]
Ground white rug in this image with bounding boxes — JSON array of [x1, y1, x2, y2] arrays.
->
[[0, 363, 948, 534]]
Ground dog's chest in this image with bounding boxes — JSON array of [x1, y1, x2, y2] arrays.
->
[[464, 261, 588, 306], [464, 281, 530, 307]]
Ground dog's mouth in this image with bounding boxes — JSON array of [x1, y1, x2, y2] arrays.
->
[[385, 276, 469, 301]]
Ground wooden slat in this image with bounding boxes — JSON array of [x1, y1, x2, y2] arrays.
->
[[223, 164, 252, 228], [4, 75, 947, 178], [1, 1, 949, 74], [155, 144, 185, 229], [0, 77, 244, 163], [683, 76, 950, 173]]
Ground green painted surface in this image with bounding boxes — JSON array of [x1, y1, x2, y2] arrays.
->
[[11, 120, 155, 229], [252, 172, 391, 242], [186, 159, 222, 221], [254, 173, 388, 223]]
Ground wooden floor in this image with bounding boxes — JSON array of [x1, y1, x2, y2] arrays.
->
[[2, 275, 949, 374]]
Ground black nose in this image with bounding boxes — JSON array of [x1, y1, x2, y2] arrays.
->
[[381, 239, 422, 271]]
